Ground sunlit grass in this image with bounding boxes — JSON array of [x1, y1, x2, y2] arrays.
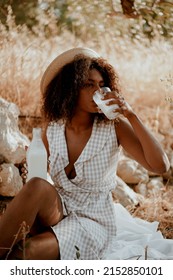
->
[[1, 13, 173, 116]]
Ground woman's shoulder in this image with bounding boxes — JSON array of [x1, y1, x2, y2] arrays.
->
[[47, 119, 65, 128], [46, 120, 64, 138]]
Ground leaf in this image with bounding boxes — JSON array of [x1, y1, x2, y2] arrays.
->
[[74, 245, 81, 260]]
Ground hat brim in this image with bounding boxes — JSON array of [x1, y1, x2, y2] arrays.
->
[[40, 47, 100, 94]]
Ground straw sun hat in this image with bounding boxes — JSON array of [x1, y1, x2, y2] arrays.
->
[[40, 47, 100, 94]]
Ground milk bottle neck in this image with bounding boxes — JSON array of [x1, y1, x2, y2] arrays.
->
[[32, 128, 42, 141], [27, 127, 47, 181]]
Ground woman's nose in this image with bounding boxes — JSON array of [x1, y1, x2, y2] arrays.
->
[[94, 84, 102, 92]]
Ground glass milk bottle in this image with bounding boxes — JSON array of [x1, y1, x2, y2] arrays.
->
[[26, 128, 47, 181], [93, 87, 120, 120]]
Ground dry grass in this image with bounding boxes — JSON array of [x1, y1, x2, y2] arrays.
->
[[1, 15, 173, 117], [128, 187, 173, 239], [1, 14, 173, 240]]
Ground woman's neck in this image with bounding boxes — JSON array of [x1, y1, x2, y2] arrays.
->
[[66, 113, 94, 133]]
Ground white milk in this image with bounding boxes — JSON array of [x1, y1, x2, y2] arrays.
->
[[93, 87, 120, 120], [26, 127, 47, 181]]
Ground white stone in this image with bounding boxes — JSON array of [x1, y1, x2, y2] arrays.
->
[[112, 176, 144, 207], [134, 182, 148, 197], [0, 163, 23, 196], [135, 178, 164, 197], [147, 178, 164, 195], [0, 98, 30, 164], [117, 156, 149, 184]]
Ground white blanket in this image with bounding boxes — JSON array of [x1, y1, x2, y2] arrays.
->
[[104, 203, 173, 260]]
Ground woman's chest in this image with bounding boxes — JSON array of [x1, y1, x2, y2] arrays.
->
[[65, 126, 92, 165], [64, 126, 92, 178]]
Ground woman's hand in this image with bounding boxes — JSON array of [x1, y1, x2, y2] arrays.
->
[[15, 160, 28, 184], [15, 146, 28, 184], [101, 90, 133, 118]]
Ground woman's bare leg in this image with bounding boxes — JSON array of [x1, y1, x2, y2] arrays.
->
[[0, 177, 63, 258]]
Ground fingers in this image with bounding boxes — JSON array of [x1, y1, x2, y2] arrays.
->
[[101, 92, 116, 100], [21, 166, 28, 184], [96, 106, 103, 113], [15, 161, 28, 184], [101, 91, 124, 106], [118, 100, 133, 117], [101, 90, 133, 117], [101, 91, 123, 100]]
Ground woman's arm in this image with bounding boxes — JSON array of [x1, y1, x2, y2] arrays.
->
[[102, 90, 170, 174], [115, 114, 170, 174], [41, 123, 50, 170]]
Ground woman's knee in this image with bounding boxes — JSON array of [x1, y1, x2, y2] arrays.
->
[[19, 177, 63, 226], [16, 177, 56, 214], [23, 177, 53, 199]]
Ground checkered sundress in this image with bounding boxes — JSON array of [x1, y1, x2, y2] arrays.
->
[[47, 117, 121, 259]]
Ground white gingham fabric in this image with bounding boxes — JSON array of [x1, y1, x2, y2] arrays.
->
[[47, 117, 121, 259]]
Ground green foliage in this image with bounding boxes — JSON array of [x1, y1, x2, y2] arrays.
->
[[74, 245, 81, 260], [134, 0, 173, 39], [0, 0, 173, 41], [37, 0, 73, 34], [64, 0, 173, 41], [0, 0, 38, 28]]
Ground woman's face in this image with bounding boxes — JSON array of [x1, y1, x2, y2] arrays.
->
[[76, 68, 105, 114]]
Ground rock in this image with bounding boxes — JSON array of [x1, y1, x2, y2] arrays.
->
[[0, 163, 23, 196], [135, 177, 164, 197], [117, 156, 149, 184], [112, 176, 144, 207], [0, 97, 29, 164], [147, 177, 164, 195], [134, 182, 148, 197], [0, 155, 5, 164]]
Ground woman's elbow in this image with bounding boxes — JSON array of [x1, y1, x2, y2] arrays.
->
[[154, 155, 170, 174]]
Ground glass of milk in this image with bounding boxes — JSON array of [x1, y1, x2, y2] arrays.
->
[[93, 87, 120, 120]]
